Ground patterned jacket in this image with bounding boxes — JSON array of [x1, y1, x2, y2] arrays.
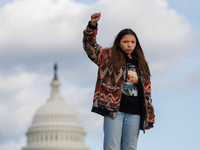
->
[[83, 23, 155, 130]]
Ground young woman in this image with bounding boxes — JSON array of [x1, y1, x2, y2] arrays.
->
[[83, 12, 155, 150]]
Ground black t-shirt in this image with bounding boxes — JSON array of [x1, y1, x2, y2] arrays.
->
[[119, 55, 142, 115]]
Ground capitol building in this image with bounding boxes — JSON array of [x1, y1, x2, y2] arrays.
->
[[22, 65, 90, 150]]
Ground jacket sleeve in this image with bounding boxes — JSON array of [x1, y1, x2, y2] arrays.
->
[[143, 76, 155, 127], [83, 22, 111, 67]]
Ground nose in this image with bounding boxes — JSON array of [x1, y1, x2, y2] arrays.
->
[[128, 42, 132, 47]]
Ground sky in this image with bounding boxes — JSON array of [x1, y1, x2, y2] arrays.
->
[[0, 0, 199, 150]]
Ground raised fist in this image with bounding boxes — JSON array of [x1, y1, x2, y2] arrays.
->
[[91, 12, 101, 26]]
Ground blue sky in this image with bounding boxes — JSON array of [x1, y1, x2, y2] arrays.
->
[[0, 0, 199, 150]]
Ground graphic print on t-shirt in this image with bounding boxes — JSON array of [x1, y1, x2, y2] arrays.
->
[[122, 63, 139, 97]]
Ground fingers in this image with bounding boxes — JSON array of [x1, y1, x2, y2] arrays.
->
[[91, 12, 101, 22], [90, 12, 101, 26], [91, 12, 101, 19]]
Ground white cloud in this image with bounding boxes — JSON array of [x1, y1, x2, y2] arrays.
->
[[0, 0, 88, 52], [0, 72, 36, 92]]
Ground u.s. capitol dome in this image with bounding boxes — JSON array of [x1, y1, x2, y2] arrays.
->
[[22, 64, 90, 150]]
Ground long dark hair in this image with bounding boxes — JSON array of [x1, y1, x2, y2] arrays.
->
[[101, 28, 150, 78]]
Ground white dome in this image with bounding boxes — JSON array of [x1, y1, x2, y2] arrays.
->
[[22, 66, 90, 150], [32, 100, 81, 127]]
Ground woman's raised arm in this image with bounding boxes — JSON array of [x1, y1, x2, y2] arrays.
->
[[83, 13, 111, 67]]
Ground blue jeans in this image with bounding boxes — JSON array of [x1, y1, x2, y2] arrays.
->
[[103, 111, 140, 150]]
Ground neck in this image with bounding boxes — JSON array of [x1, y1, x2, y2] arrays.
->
[[127, 54, 132, 59]]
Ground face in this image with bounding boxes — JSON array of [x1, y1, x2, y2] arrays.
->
[[119, 34, 136, 58]]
